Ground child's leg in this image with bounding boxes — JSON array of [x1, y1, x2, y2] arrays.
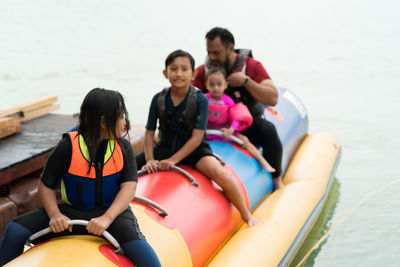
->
[[195, 156, 260, 226], [106, 207, 161, 266], [135, 151, 146, 169], [121, 239, 161, 267], [238, 134, 275, 173], [241, 118, 284, 190], [0, 221, 32, 265], [0, 207, 52, 265]]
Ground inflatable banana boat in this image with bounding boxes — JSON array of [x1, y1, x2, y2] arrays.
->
[[5, 88, 341, 267]]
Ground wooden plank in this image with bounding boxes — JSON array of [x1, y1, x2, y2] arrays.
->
[[0, 117, 19, 129], [0, 103, 60, 123], [20, 103, 60, 122], [0, 117, 21, 139], [0, 99, 59, 138], [0, 96, 57, 119], [0, 124, 22, 139]]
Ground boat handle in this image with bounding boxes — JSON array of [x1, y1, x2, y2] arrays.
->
[[138, 165, 199, 187], [25, 219, 124, 254], [133, 195, 168, 217], [206, 129, 245, 148], [212, 152, 226, 165]]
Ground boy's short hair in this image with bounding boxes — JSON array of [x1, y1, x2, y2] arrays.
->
[[205, 67, 227, 82], [206, 27, 235, 48], [165, 49, 195, 71]]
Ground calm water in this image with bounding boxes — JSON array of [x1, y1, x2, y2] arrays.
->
[[1, 0, 400, 266]]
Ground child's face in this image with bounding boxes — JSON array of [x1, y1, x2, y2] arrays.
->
[[163, 56, 194, 90], [101, 109, 126, 140], [115, 112, 126, 138], [206, 72, 228, 99]]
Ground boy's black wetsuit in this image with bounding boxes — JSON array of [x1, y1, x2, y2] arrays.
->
[[136, 86, 214, 168]]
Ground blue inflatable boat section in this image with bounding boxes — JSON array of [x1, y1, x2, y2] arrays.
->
[[208, 88, 309, 210], [209, 141, 273, 210], [263, 88, 309, 176]]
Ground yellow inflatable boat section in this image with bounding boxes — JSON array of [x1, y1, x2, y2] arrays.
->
[[207, 132, 341, 266]]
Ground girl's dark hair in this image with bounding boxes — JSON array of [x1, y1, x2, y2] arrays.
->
[[205, 67, 227, 82], [206, 27, 235, 48], [78, 88, 130, 172], [165, 49, 195, 71]]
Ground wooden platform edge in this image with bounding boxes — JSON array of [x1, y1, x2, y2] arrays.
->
[[0, 96, 58, 118], [0, 96, 59, 139]]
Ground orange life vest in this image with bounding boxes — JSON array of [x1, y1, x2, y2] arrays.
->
[[61, 131, 124, 210]]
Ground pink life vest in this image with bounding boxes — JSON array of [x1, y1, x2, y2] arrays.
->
[[207, 102, 253, 132], [228, 103, 253, 132]]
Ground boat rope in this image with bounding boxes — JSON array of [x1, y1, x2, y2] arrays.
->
[[296, 177, 400, 267]]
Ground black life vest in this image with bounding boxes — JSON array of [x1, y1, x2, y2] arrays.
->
[[225, 49, 265, 118], [156, 85, 203, 152]]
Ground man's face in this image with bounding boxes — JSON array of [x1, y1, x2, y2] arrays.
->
[[206, 37, 230, 69]]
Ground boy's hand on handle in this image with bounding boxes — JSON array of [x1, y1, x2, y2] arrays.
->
[[221, 127, 235, 139], [143, 159, 159, 173], [49, 213, 72, 233], [159, 158, 176, 171], [87, 215, 113, 236]]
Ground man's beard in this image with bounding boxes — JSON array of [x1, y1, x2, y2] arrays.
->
[[205, 54, 230, 72]]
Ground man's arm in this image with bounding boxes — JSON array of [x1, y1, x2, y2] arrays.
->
[[227, 72, 278, 106], [191, 65, 206, 92]]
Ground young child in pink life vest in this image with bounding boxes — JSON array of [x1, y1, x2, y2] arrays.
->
[[205, 67, 275, 173]]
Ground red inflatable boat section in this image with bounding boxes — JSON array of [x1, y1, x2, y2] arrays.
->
[[133, 164, 248, 267]]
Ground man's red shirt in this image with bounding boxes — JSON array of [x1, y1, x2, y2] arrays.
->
[[192, 54, 271, 92]]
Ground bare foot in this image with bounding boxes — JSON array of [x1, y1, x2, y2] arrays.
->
[[273, 176, 284, 191], [261, 162, 276, 173], [257, 157, 275, 173], [246, 215, 262, 226], [242, 212, 262, 226]]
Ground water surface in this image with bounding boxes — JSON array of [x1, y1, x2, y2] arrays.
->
[[1, 0, 399, 266]]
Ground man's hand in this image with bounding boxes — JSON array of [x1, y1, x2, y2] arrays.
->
[[227, 72, 247, 87]]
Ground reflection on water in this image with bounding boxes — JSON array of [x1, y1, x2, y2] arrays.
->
[[290, 178, 341, 267]]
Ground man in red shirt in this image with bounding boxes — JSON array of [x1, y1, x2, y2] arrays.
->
[[192, 27, 283, 189]]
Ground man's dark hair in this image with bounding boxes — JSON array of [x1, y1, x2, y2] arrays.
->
[[165, 49, 195, 71], [205, 27, 235, 48]]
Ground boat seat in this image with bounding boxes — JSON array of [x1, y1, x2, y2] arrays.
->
[[0, 196, 18, 239], [8, 176, 40, 216]]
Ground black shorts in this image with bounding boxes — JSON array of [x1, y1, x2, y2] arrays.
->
[[14, 204, 145, 244], [136, 141, 214, 169]]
